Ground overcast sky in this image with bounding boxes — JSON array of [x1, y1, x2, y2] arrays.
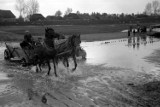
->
[[0, 0, 153, 17]]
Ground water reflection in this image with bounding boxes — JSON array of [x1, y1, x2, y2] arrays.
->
[[82, 35, 160, 72], [127, 35, 154, 49]]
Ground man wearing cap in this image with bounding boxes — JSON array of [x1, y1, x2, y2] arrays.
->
[[20, 31, 35, 49]]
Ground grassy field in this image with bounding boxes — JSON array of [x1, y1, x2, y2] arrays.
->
[[0, 24, 129, 41]]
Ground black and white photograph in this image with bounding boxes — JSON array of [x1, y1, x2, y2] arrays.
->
[[0, 0, 160, 106]]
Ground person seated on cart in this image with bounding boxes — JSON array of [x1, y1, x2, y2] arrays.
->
[[20, 31, 36, 50]]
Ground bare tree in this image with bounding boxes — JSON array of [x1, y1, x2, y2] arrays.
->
[[25, 0, 39, 16], [15, 0, 25, 17], [144, 2, 152, 15], [144, 0, 160, 15], [152, 0, 160, 15], [55, 10, 62, 17], [65, 8, 72, 15]]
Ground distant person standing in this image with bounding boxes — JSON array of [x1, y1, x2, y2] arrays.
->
[[137, 24, 140, 33], [129, 26, 132, 32], [133, 29, 136, 36], [128, 30, 130, 37]]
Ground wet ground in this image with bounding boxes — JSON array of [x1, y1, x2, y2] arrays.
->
[[1, 34, 160, 107]]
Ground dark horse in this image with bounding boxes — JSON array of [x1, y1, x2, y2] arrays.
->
[[33, 28, 81, 76], [55, 34, 81, 71], [32, 27, 58, 76]]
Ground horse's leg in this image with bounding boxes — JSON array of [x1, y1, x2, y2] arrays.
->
[[39, 63, 42, 71], [65, 58, 70, 72], [36, 59, 43, 73], [53, 59, 58, 77], [63, 57, 70, 73], [46, 60, 51, 75], [39, 60, 44, 72], [38, 63, 42, 72], [35, 63, 41, 73], [72, 54, 77, 71], [36, 65, 39, 73], [63, 57, 69, 67]]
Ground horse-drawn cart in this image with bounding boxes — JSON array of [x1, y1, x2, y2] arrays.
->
[[4, 41, 86, 65], [4, 42, 34, 65]]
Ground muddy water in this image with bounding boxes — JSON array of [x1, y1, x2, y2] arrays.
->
[[1, 35, 160, 107]]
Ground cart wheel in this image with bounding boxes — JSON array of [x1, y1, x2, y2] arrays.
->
[[4, 49, 10, 60], [21, 58, 27, 67]]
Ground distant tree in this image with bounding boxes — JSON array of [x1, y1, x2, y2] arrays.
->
[[76, 11, 80, 15], [144, 2, 152, 15], [55, 10, 62, 17], [15, 0, 25, 17], [27, 0, 39, 15], [81, 13, 90, 19], [152, 0, 160, 15], [65, 8, 72, 15], [131, 13, 135, 17], [101, 13, 108, 19], [144, 0, 160, 15], [22, 0, 39, 21]]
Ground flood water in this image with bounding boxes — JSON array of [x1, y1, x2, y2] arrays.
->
[[83, 35, 158, 73], [1, 34, 160, 107]]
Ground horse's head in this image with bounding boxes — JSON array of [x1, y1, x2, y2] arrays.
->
[[70, 34, 81, 47], [45, 27, 55, 39]]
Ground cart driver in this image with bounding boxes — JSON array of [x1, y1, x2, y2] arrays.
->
[[20, 31, 35, 49]]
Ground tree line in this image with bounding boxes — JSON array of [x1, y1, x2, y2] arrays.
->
[[15, 0, 160, 24]]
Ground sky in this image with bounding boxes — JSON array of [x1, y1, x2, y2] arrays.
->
[[0, 0, 153, 18]]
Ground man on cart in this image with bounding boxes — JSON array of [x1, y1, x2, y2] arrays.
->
[[20, 31, 36, 50]]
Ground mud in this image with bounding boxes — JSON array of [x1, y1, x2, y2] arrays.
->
[[1, 34, 160, 107]]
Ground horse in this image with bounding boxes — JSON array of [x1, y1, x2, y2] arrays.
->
[[33, 34, 81, 75], [31, 27, 58, 76], [32, 28, 81, 76], [44, 27, 65, 40], [55, 34, 81, 71], [55, 32, 66, 40]]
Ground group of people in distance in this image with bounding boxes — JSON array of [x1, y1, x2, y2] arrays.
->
[[127, 24, 147, 37]]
